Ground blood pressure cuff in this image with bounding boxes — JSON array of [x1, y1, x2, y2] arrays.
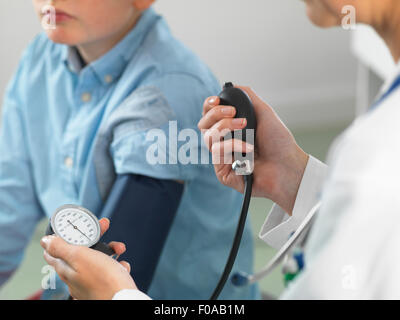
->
[[100, 174, 184, 293]]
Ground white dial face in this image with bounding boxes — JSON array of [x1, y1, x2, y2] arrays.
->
[[51, 206, 100, 247]]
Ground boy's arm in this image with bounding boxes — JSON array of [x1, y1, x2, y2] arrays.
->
[[0, 95, 44, 287], [99, 74, 216, 294]]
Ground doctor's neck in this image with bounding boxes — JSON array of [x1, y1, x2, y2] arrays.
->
[[366, 0, 400, 63]]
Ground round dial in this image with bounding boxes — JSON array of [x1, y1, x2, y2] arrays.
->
[[51, 205, 101, 247]]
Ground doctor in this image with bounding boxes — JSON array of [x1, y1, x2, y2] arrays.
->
[[41, 0, 400, 299]]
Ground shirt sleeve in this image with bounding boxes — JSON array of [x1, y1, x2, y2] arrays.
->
[[109, 73, 214, 182], [112, 289, 152, 300], [0, 74, 44, 286], [258, 155, 328, 249]]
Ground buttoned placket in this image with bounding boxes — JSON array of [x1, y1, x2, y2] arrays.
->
[[58, 24, 134, 201], [60, 66, 100, 200]]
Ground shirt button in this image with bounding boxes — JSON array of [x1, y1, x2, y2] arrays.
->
[[64, 157, 74, 168], [104, 75, 113, 84], [81, 92, 92, 103]]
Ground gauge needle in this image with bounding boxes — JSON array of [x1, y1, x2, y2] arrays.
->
[[67, 219, 91, 241]]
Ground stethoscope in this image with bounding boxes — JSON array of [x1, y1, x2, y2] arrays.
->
[[231, 201, 321, 287]]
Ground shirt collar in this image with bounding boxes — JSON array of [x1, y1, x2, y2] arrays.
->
[[62, 8, 159, 85], [378, 59, 400, 99]]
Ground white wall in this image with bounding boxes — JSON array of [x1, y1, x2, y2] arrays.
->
[[0, 0, 358, 129], [0, 1, 40, 100]]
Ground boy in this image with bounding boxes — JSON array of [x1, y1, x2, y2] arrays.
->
[[0, 0, 259, 299]]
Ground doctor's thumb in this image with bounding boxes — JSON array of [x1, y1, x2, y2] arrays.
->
[[40, 235, 71, 259], [236, 85, 276, 119], [119, 261, 131, 273]]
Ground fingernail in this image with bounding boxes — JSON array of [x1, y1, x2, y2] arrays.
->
[[221, 107, 235, 115], [233, 118, 246, 127], [208, 97, 217, 105], [41, 236, 50, 247]]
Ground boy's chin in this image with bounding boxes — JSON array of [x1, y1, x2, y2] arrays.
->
[[44, 29, 82, 46]]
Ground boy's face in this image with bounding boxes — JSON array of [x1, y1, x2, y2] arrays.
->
[[32, 0, 143, 45]]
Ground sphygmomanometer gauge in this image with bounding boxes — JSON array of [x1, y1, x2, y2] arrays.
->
[[46, 204, 114, 255]]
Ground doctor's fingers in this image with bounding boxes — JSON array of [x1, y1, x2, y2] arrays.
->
[[119, 261, 131, 273], [198, 105, 238, 130], [108, 241, 127, 256], [202, 96, 220, 116], [202, 119, 248, 150], [41, 235, 82, 269], [211, 139, 254, 164], [43, 250, 75, 283], [99, 218, 110, 237]]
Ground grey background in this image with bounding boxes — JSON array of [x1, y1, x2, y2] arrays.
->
[[0, 0, 358, 129]]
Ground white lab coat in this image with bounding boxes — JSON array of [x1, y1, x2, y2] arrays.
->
[[113, 63, 400, 300], [260, 61, 400, 299]]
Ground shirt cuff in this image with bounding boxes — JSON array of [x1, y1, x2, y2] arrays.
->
[[112, 289, 152, 300], [259, 155, 328, 249]]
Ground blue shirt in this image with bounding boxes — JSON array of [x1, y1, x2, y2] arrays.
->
[[0, 8, 259, 299]]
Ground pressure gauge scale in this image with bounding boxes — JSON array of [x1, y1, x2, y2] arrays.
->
[[46, 205, 115, 256]]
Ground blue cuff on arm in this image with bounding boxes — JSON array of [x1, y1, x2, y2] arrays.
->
[[99, 174, 184, 293]]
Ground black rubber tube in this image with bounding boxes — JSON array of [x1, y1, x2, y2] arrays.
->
[[210, 174, 253, 300]]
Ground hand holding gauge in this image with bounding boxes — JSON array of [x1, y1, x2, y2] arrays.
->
[[46, 205, 115, 256], [41, 205, 137, 300]]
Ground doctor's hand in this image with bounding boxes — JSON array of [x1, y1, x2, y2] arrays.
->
[[198, 86, 309, 215], [40, 218, 138, 300]]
